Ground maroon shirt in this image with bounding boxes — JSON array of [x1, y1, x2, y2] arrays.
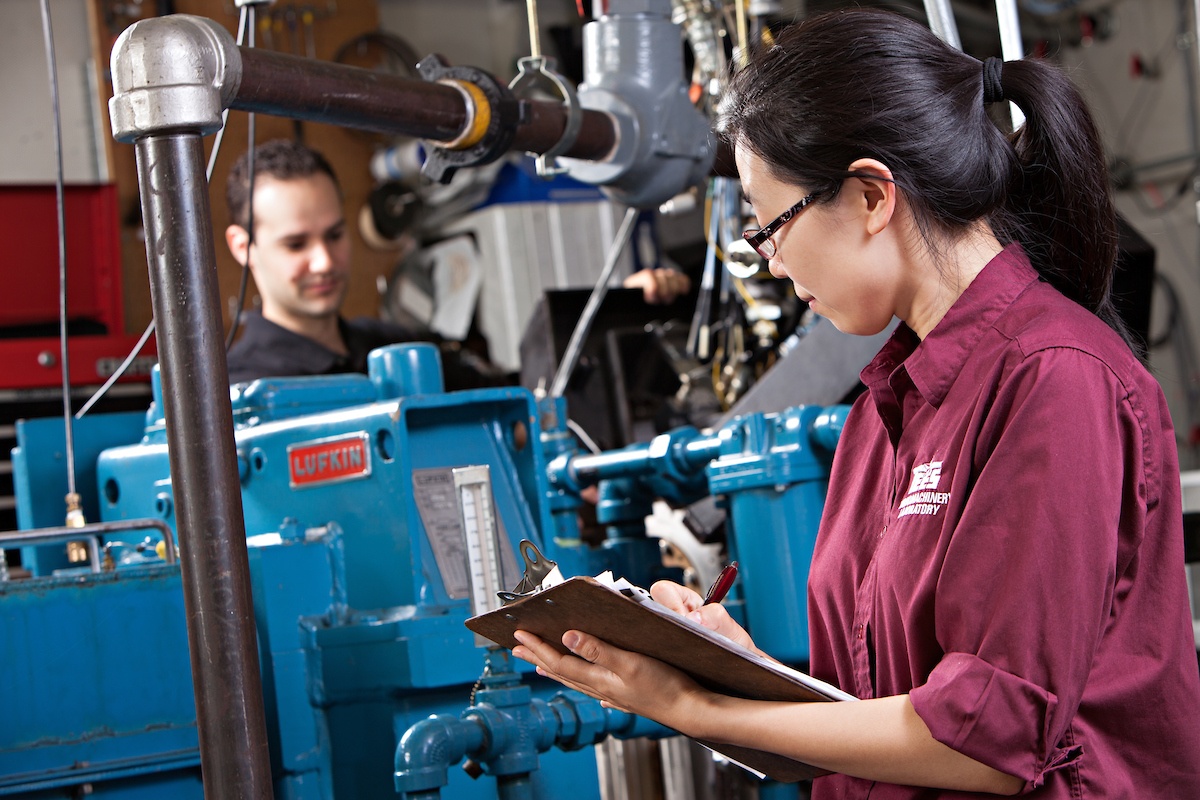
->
[[808, 246, 1200, 798]]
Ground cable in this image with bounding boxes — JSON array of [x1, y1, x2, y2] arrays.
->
[[75, 320, 157, 419], [550, 207, 640, 397], [39, 0, 81, 524], [688, 179, 722, 359], [78, 4, 252, 419], [567, 419, 602, 454], [225, 111, 255, 350], [226, 4, 258, 351]]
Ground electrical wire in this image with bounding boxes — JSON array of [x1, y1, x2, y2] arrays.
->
[[732, 276, 758, 308], [566, 419, 602, 455], [701, 191, 727, 262], [688, 180, 722, 359], [549, 207, 640, 397], [75, 320, 157, 419], [226, 4, 258, 351], [39, 0, 78, 516], [78, 4, 252, 419]]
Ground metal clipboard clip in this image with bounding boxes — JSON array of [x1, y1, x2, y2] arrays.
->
[[498, 539, 559, 605]]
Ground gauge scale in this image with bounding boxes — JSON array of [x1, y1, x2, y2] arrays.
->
[[453, 465, 506, 646]]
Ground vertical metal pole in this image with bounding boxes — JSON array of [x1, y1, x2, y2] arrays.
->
[[923, 0, 962, 51], [134, 132, 273, 800], [994, 0, 1026, 128]]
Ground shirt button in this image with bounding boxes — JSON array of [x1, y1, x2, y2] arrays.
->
[[856, 624, 865, 640], [880, 524, 887, 539]]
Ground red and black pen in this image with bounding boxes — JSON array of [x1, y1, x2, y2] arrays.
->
[[702, 561, 738, 605]]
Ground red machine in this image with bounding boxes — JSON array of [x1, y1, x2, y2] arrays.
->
[[1, 183, 155, 390]]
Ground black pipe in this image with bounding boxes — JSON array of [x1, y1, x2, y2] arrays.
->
[[233, 47, 618, 162], [134, 132, 273, 800]]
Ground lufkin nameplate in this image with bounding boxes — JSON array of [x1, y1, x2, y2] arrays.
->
[[287, 432, 372, 489]]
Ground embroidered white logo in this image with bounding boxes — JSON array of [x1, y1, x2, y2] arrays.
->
[[898, 460, 950, 518]]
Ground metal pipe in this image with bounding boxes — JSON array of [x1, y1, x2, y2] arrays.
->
[[0, 532, 100, 573], [134, 132, 272, 800], [233, 47, 617, 161], [0, 519, 179, 568], [923, 0, 962, 50], [549, 207, 639, 397], [994, 0, 1026, 128]]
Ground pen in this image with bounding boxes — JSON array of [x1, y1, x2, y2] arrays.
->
[[702, 561, 738, 605]]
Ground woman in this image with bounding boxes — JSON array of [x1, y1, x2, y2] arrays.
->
[[513, 9, 1200, 797]]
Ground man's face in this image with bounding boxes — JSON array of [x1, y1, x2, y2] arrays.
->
[[238, 173, 351, 325]]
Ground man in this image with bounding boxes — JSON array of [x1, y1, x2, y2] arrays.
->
[[224, 139, 423, 385], [224, 139, 690, 387]]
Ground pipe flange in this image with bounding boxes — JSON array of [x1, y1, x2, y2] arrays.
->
[[417, 55, 525, 184], [109, 15, 242, 142], [508, 56, 583, 179]]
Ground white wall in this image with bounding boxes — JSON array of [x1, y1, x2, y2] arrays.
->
[[1058, 0, 1200, 467], [0, 0, 106, 183], [378, 0, 580, 83]]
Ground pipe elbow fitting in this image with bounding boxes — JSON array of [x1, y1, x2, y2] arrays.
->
[[810, 405, 850, 452], [394, 714, 481, 795], [109, 14, 242, 142]]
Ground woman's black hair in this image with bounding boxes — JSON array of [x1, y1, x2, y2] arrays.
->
[[719, 9, 1135, 351]]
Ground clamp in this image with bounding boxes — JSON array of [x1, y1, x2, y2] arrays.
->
[[417, 55, 526, 184], [508, 56, 583, 179]]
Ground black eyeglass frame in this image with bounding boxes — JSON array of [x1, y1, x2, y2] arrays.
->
[[743, 192, 817, 260]]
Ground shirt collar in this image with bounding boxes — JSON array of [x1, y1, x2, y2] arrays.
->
[[238, 311, 351, 374], [861, 243, 1039, 408]]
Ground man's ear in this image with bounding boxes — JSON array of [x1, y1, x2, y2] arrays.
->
[[225, 224, 251, 270], [845, 158, 897, 237]]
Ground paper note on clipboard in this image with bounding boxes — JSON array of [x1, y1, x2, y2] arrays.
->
[[466, 566, 855, 782]]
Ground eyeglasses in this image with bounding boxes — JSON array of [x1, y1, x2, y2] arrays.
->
[[743, 192, 816, 260]]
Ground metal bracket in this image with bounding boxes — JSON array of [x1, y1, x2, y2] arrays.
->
[[417, 55, 525, 185], [508, 56, 583, 179]]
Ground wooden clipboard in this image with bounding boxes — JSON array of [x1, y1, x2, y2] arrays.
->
[[466, 576, 854, 782]]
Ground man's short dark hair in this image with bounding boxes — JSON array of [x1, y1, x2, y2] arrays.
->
[[225, 139, 340, 230]]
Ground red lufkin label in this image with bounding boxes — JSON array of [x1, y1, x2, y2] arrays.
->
[[287, 433, 372, 488]]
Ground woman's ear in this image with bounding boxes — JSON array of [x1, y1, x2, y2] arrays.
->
[[846, 158, 897, 236]]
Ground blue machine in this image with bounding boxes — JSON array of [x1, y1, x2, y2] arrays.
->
[[3, 342, 847, 799]]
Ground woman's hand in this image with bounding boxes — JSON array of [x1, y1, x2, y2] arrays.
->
[[650, 580, 770, 658], [511, 628, 711, 735]]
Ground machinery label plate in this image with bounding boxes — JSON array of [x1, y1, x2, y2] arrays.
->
[[287, 432, 372, 489]]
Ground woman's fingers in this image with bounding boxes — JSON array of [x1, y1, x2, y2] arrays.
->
[[649, 581, 766, 654], [650, 580, 704, 614], [511, 629, 706, 732]]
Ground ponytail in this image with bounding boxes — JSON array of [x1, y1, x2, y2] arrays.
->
[[995, 59, 1133, 349], [719, 9, 1136, 352]]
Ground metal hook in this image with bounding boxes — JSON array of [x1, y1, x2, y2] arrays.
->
[[507, 56, 583, 179]]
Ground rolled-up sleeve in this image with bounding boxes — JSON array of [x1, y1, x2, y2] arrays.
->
[[907, 346, 1142, 789]]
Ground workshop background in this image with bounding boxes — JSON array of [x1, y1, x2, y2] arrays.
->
[[7, 0, 1200, 454]]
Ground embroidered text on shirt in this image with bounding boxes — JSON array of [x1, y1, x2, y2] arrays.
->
[[898, 460, 950, 518]]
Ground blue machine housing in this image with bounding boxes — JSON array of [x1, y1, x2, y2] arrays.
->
[[90, 344, 605, 798], [4, 341, 850, 799]]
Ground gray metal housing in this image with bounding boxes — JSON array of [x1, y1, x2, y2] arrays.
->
[[561, 0, 716, 208]]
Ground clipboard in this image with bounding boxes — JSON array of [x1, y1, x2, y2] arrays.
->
[[466, 575, 855, 782]]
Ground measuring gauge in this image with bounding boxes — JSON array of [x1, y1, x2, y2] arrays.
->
[[454, 465, 506, 644]]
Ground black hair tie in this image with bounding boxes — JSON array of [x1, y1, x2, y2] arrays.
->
[[982, 56, 1005, 105]]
